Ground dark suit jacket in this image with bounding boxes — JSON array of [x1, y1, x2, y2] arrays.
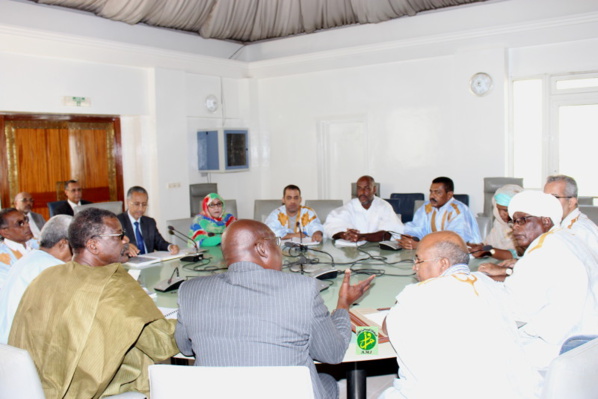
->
[[52, 200, 92, 216], [28, 212, 46, 230], [117, 213, 171, 253], [175, 261, 351, 399]]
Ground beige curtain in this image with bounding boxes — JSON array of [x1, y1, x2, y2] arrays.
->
[[34, 0, 486, 42]]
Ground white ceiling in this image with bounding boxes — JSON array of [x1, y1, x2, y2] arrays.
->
[[29, 0, 488, 43]]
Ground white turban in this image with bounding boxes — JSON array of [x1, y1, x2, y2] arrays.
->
[[508, 190, 563, 227]]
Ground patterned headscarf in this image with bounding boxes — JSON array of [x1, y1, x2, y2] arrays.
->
[[201, 193, 226, 221]]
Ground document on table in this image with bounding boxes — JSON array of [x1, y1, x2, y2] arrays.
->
[[349, 308, 390, 343]]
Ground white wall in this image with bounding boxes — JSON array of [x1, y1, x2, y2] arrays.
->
[[1, 0, 597, 230]]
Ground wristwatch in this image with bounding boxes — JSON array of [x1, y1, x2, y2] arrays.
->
[[505, 267, 513, 276], [489, 249, 496, 256]]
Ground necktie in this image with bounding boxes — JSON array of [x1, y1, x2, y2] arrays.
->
[[134, 221, 146, 254]]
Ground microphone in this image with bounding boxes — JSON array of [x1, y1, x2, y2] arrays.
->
[[154, 267, 186, 292], [167, 225, 204, 262], [469, 245, 493, 254], [296, 221, 307, 252]]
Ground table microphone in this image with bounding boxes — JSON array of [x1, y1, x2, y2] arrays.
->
[[154, 266, 186, 292], [167, 225, 204, 262]]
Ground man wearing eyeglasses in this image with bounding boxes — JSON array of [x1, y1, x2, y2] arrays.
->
[[381, 231, 540, 398], [9, 208, 179, 398], [13, 192, 46, 239], [0, 208, 39, 288], [544, 174, 598, 251], [117, 186, 179, 255], [52, 179, 93, 216], [479, 190, 598, 371]]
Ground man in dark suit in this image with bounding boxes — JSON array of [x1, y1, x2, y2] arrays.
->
[[117, 186, 179, 255], [14, 192, 46, 239], [52, 180, 92, 216], [175, 219, 374, 399]]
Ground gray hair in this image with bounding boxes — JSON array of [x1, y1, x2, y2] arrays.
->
[[40, 215, 73, 249], [433, 240, 470, 266], [126, 186, 148, 199], [546, 175, 578, 198], [69, 208, 117, 250]]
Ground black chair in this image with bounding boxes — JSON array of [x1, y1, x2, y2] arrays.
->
[[389, 193, 425, 223], [453, 194, 469, 206], [47, 201, 62, 217]]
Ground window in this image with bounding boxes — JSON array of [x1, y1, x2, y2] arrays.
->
[[511, 73, 598, 195]]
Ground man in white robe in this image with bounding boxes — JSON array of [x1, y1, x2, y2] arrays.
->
[[544, 174, 598, 251], [324, 175, 403, 242], [481, 190, 598, 370], [381, 231, 540, 399]]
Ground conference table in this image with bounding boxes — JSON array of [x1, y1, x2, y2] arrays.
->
[[132, 239, 490, 399]]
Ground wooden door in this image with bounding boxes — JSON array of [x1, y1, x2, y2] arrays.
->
[[0, 115, 124, 220]]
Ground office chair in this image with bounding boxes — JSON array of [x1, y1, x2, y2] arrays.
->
[[189, 183, 218, 217], [304, 199, 343, 223], [482, 177, 524, 218], [389, 193, 425, 223], [254, 199, 282, 222]]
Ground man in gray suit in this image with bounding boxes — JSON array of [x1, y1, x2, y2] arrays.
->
[[175, 219, 374, 399], [14, 192, 45, 239]]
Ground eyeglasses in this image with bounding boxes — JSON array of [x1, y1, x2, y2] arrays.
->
[[129, 202, 148, 207], [208, 202, 223, 208], [95, 231, 126, 240], [0, 216, 30, 229], [67, 188, 83, 192], [509, 215, 536, 228], [18, 198, 34, 203], [412, 256, 442, 266], [552, 195, 574, 199]]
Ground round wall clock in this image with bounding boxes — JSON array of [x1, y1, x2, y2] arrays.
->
[[205, 94, 219, 112], [469, 72, 493, 96]]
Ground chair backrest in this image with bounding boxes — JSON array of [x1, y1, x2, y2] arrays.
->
[[453, 194, 469, 206], [541, 337, 598, 399], [476, 216, 491, 240], [224, 199, 237, 218], [47, 201, 62, 217], [149, 365, 314, 399], [350, 182, 381, 198], [189, 183, 218, 217], [74, 201, 123, 215], [304, 200, 343, 223], [254, 199, 282, 222], [579, 205, 598, 225], [165, 217, 195, 247], [483, 177, 524, 218], [413, 199, 425, 216], [389, 193, 425, 223], [0, 344, 45, 399]]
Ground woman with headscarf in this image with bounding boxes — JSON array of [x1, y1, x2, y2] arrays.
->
[[470, 184, 523, 260], [189, 193, 236, 247]]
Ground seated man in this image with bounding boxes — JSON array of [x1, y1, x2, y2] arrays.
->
[[544, 174, 598, 250], [381, 231, 540, 399], [175, 219, 374, 399], [9, 208, 179, 398], [52, 179, 92, 216], [117, 186, 179, 255], [324, 175, 403, 242], [14, 192, 46, 239], [0, 215, 72, 344], [265, 184, 324, 242], [400, 176, 480, 249], [479, 191, 598, 370], [0, 208, 39, 288]]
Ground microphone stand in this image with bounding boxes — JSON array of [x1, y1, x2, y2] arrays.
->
[[167, 225, 204, 262]]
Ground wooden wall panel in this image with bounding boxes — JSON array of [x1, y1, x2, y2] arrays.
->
[[1, 115, 123, 220]]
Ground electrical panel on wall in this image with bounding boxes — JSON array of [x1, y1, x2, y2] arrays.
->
[[197, 129, 249, 172]]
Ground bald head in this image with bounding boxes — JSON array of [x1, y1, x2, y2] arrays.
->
[[356, 175, 376, 209], [14, 192, 34, 213], [222, 219, 282, 271], [414, 231, 469, 281]]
